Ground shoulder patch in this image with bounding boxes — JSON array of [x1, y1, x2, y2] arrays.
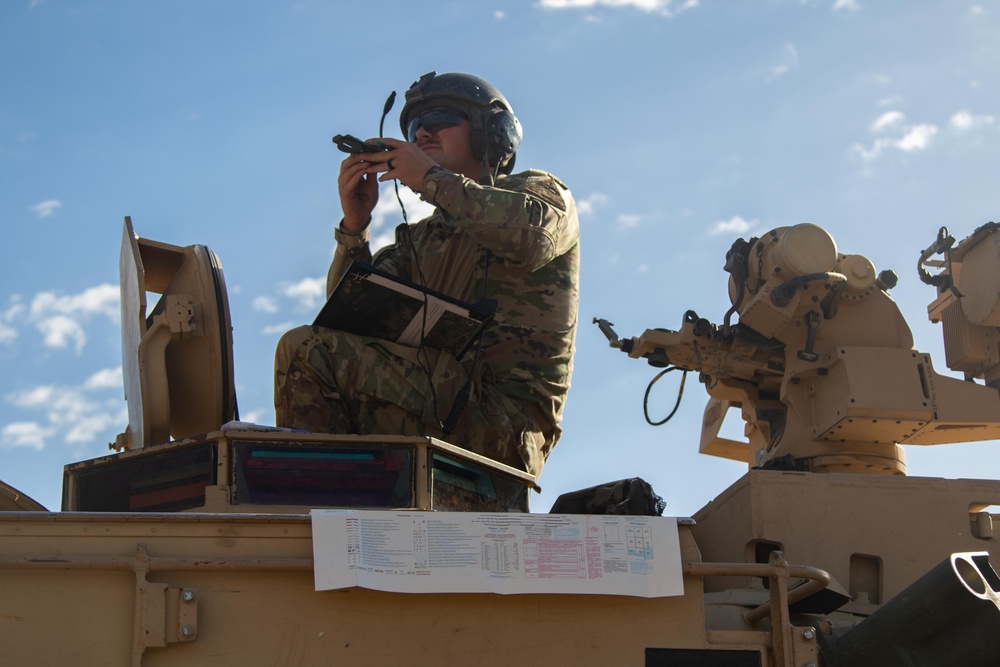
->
[[504, 170, 568, 211]]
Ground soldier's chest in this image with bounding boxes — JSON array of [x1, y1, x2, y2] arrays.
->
[[411, 224, 482, 300]]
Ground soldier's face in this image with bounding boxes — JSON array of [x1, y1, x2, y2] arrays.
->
[[414, 118, 482, 181]]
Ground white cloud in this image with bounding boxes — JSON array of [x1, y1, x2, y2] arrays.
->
[[3, 373, 127, 452], [897, 124, 937, 151], [494, 10, 506, 19], [871, 111, 905, 133], [8, 386, 55, 409], [711, 216, 757, 236], [617, 214, 642, 229], [950, 110, 995, 131], [240, 408, 266, 424], [29, 199, 62, 219], [538, 0, 696, 16], [769, 65, 790, 81], [766, 43, 799, 82], [852, 140, 887, 162], [281, 277, 326, 310], [252, 296, 279, 314], [37, 315, 86, 353], [0, 422, 52, 451], [84, 367, 122, 390], [0, 322, 16, 344], [49, 388, 106, 422], [371, 185, 433, 235], [30, 283, 119, 321], [853, 113, 938, 162], [0, 284, 118, 354], [364, 184, 434, 253], [66, 412, 120, 444], [3, 301, 25, 322], [370, 228, 396, 253], [577, 192, 609, 216], [263, 321, 295, 336], [833, 0, 859, 11]]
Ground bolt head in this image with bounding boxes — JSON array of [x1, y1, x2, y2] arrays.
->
[[181, 624, 195, 638], [802, 628, 816, 640], [181, 589, 195, 602]]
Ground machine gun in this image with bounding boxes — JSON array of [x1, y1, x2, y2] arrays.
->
[[597, 222, 1000, 475]]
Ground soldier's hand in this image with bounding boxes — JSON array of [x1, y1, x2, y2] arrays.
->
[[358, 137, 438, 192], [338, 153, 380, 232]]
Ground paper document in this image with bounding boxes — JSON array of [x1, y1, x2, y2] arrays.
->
[[312, 510, 684, 597]]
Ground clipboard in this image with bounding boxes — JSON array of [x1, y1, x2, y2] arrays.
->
[[313, 261, 496, 359]]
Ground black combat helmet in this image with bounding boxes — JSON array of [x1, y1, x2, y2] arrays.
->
[[400, 71, 522, 176]]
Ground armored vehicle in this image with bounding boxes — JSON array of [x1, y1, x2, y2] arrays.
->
[[1, 218, 998, 666]]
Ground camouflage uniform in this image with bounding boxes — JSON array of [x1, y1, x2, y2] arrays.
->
[[275, 165, 579, 477]]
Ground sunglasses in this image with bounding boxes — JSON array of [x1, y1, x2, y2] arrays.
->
[[406, 109, 468, 142]]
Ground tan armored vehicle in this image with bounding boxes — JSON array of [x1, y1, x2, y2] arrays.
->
[[1, 218, 998, 666]]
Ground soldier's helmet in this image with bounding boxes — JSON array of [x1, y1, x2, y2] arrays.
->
[[400, 71, 522, 175]]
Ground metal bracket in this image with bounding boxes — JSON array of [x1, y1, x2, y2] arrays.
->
[[131, 545, 198, 666], [797, 311, 821, 362]]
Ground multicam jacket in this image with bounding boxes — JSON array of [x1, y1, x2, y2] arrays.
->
[[328, 165, 580, 449]]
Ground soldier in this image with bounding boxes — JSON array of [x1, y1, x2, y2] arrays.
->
[[274, 71, 579, 478]]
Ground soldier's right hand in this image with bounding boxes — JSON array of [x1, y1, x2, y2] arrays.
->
[[339, 153, 379, 232]]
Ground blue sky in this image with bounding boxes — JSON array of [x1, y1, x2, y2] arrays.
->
[[2, 0, 1000, 514]]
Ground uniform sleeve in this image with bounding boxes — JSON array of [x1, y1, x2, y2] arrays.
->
[[326, 222, 372, 297], [420, 167, 579, 272]]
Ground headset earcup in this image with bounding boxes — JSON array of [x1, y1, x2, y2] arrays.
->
[[487, 110, 522, 162]]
